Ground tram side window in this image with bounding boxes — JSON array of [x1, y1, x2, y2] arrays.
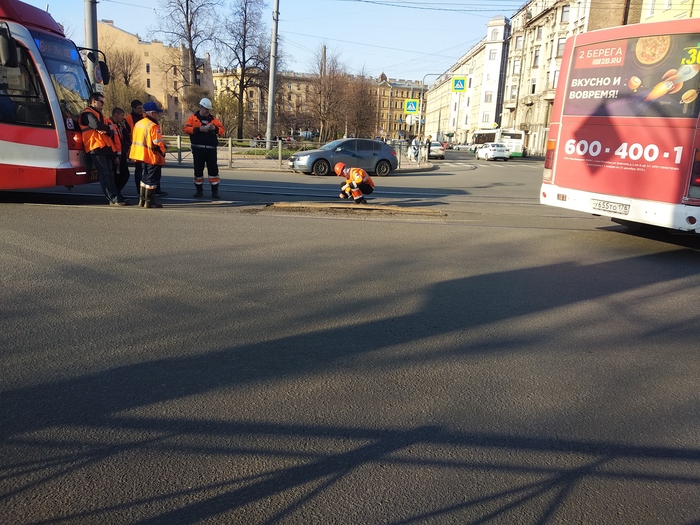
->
[[0, 46, 53, 127]]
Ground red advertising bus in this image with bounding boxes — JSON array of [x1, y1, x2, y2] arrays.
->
[[0, 0, 107, 191], [541, 19, 700, 233]]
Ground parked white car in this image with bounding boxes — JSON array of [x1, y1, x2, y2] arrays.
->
[[475, 142, 510, 161], [428, 141, 445, 160]]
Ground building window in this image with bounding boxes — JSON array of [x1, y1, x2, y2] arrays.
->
[[146, 63, 150, 74], [173, 66, 177, 75], [287, 93, 291, 101], [510, 85, 518, 99], [530, 78, 537, 94], [484, 91, 493, 103], [491, 28, 499, 40], [664, 0, 672, 8], [466, 97, 470, 106], [146, 79, 150, 88], [468, 77, 472, 88], [174, 112, 178, 120], [536, 26, 543, 40], [454, 102, 457, 111], [515, 35, 523, 50], [173, 81, 177, 90], [561, 5, 570, 23], [553, 70, 560, 89], [557, 38, 566, 57], [513, 59, 521, 75], [482, 112, 491, 124], [489, 49, 497, 60], [533, 49, 540, 67], [174, 97, 178, 106]]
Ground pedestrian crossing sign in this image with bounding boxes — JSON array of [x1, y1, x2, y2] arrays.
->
[[452, 77, 466, 92], [404, 99, 419, 114]]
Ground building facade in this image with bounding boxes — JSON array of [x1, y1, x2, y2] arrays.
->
[[424, 16, 510, 144], [98, 20, 214, 121], [640, 0, 699, 22], [375, 74, 427, 140]]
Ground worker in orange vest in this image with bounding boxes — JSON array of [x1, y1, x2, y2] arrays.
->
[[129, 102, 166, 208], [335, 162, 374, 204], [79, 93, 126, 206]]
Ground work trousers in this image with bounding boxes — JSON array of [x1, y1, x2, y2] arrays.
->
[[140, 163, 162, 190], [133, 161, 143, 192], [90, 153, 120, 204], [193, 147, 220, 188]]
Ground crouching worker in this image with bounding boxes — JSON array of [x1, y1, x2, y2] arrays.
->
[[335, 162, 374, 204], [129, 102, 166, 208]]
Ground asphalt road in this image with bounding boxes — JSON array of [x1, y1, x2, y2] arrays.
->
[[1, 156, 699, 524]]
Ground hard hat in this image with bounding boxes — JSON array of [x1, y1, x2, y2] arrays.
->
[[334, 162, 346, 176], [199, 98, 213, 110]]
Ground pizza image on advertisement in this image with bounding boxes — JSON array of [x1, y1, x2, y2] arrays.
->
[[635, 35, 671, 65]]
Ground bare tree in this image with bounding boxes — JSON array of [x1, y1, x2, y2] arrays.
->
[[218, 0, 269, 139], [108, 48, 143, 87], [309, 45, 348, 142], [156, 0, 217, 88], [345, 71, 377, 138]]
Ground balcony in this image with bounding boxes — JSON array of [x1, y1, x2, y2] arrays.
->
[[543, 89, 556, 101]]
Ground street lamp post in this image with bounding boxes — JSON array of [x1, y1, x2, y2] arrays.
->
[[418, 72, 458, 140]]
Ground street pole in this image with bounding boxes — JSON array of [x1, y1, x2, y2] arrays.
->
[[418, 72, 458, 141], [265, 0, 279, 149], [84, 0, 98, 90]]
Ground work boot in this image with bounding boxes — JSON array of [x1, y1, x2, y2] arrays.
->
[[193, 186, 204, 198], [138, 186, 146, 207], [144, 188, 163, 208], [211, 185, 220, 199]]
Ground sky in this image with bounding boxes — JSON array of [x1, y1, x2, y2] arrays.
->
[[26, 0, 528, 83]]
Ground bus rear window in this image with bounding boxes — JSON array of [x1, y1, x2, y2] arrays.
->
[[563, 32, 700, 119]]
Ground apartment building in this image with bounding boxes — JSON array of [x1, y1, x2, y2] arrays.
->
[[424, 16, 510, 144], [640, 0, 699, 22], [98, 20, 214, 121], [376, 74, 427, 140], [213, 69, 317, 137]]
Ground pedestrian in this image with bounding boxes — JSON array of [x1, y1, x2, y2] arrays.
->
[[184, 97, 225, 199], [129, 101, 166, 208], [107, 107, 130, 194], [335, 161, 374, 204], [79, 93, 127, 206], [125, 99, 143, 192], [426, 135, 432, 159], [412, 135, 421, 162]]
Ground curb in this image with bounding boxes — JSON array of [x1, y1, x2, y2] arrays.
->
[[268, 202, 443, 214]]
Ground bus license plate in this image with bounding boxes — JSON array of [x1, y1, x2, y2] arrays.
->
[[591, 199, 630, 215]]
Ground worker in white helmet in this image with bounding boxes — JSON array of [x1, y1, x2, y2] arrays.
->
[[184, 97, 225, 199]]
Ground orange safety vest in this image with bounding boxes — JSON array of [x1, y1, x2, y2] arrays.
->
[[125, 112, 142, 133], [79, 106, 115, 153], [106, 118, 122, 155], [345, 167, 374, 188], [129, 117, 166, 166]]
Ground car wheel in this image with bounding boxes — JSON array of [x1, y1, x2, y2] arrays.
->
[[375, 160, 391, 177], [312, 159, 331, 176], [504, 158, 509, 161]]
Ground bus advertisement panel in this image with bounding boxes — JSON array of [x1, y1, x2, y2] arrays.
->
[[541, 19, 700, 232]]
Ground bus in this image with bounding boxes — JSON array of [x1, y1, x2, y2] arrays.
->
[[0, 0, 107, 191], [471, 129, 526, 156], [540, 19, 700, 233]]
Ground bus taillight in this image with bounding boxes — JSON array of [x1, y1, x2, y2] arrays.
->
[[542, 139, 557, 181], [67, 131, 83, 151], [687, 149, 700, 200]]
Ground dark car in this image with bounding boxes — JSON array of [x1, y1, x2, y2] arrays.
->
[[288, 138, 398, 176]]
